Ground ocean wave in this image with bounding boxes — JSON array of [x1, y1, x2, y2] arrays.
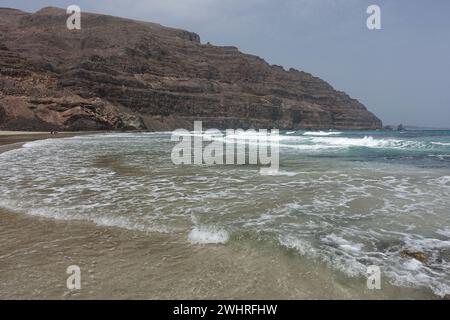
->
[[428, 154, 450, 161], [279, 231, 450, 297], [278, 234, 366, 277], [22, 138, 60, 149], [303, 131, 342, 136], [436, 228, 450, 238], [322, 234, 364, 253], [0, 200, 170, 233], [432, 142, 450, 146], [262, 135, 437, 153], [432, 176, 450, 187], [310, 136, 397, 148], [259, 169, 298, 176]]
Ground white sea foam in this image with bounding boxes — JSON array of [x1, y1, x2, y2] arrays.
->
[[303, 131, 342, 136], [322, 234, 364, 253], [279, 234, 366, 277], [259, 169, 298, 176], [436, 228, 450, 238], [432, 142, 450, 146], [275, 135, 428, 152], [311, 136, 429, 150], [278, 235, 316, 256], [311, 136, 387, 148], [428, 154, 450, 160], [403, 258, 424, 271], [22, 138, 57, 149], [433, 176, 450, 187], [188, 226, 230, 244]]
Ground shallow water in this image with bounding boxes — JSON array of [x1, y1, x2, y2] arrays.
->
[[0, 130, 449, 297]]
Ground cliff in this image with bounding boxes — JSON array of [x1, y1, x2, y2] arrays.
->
[[0, 7, 382, 131]]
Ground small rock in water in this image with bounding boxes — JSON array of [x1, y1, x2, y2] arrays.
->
[[400, 249, 428, 263]]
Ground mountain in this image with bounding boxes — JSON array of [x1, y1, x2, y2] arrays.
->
[[0, 7, 382, 131]]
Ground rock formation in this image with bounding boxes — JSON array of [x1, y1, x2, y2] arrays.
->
[[0, 7, 382, 131]]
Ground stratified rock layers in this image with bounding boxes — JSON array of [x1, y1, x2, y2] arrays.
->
[[0, 7, 382, 131]]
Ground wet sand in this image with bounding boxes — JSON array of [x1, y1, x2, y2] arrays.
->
[[0, 131, 97, 147], [0, 133, 438, 299], [0, 208, 438, 299]]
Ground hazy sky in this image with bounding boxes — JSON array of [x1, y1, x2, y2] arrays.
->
[[3, 0, 450, 127]]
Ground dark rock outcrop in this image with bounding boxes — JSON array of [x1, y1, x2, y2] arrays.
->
[[0, 7, 382, 131], [400, 249, 428, 264]]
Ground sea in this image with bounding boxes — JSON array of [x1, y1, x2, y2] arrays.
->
[[0, 129, 449, 297]]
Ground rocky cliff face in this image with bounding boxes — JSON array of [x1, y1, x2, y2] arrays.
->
[[0, 7, 382, 131]]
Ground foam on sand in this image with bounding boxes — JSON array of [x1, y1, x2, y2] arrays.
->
[[188, 226, 230, 244]]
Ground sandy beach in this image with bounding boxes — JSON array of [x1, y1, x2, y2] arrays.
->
[[0, 132, 440, 299], [0, 208, 436, 300]]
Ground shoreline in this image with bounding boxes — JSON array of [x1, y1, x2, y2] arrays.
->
[[0, 132, 439, 299], [0, 131, 104, 147], [0, 206, 437, 299]]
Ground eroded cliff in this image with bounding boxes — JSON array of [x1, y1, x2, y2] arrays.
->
[[0, 7, 382, 131]]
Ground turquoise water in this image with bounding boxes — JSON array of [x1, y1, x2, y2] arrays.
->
[[0, 129, 449, 297], [282, 129, 450, 168]]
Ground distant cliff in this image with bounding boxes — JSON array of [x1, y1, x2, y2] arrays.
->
[[0, 7, 382, 131]]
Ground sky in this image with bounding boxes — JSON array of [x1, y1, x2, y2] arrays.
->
[[2, 0, 450, 127]]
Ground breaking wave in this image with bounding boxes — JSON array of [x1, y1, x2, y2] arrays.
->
[[303, 131, 342, 136]]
